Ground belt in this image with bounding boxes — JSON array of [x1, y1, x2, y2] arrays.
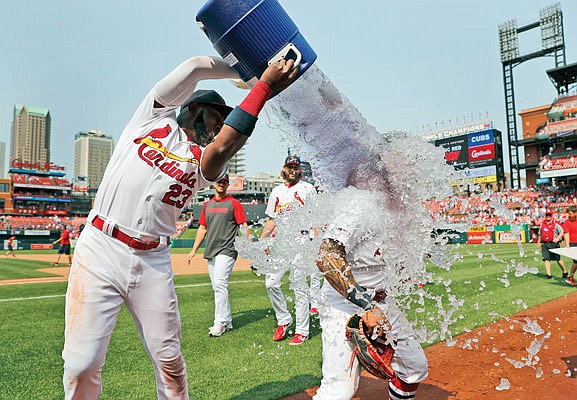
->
[[91, 216, 169, 250], [373, 291, 387, 303]]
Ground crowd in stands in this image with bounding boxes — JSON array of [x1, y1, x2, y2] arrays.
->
[[427, 185, 577, 227], [0, 216, 86, 237], [3, 185, 577, 238]]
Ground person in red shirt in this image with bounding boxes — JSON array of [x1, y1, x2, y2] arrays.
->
[[5, 236, 16, 257], [52, 226, 72, 266], [563, 206, 577, 286], [537, 210, 568, 279]]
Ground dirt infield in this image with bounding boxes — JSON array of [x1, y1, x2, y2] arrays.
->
[[0, 253, 254, 285], [283, 292, 577, 400], [5, 254, 577, 399]]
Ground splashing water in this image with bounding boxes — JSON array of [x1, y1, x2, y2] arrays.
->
[[237, 65, 469, 343], [264, 65, 385, 191], [237, 64, 544, 365], [495, 378, 510, 391]]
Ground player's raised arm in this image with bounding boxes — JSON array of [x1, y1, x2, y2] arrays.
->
[[201, 59, 298, 181], [153, 56, 237, 109]]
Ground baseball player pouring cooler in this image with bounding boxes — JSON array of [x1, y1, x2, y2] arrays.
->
[[62, 54, 297, 399]]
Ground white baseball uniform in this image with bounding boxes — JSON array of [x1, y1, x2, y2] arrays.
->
[[62, 56, 236, 400], [264, 179, 319, 337], [313, 194, 428, 400]]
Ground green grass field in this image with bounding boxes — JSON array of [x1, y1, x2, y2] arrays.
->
[[0, 243, 575, 399]]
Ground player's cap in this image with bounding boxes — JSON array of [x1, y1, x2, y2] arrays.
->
[[180, 90, 233, 117], [545, 209, 553, 215], [284, 155, 301, 167], [217, 173, 230, 183]]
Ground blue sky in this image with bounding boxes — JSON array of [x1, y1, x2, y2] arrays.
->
[[1, 0, 576, 178]]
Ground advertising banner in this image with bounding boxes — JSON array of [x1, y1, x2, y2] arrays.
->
[[466, 231, 493, 244], [471, 175, 497, 183], [436, 136, 468, 169], [3, 239, 18, 250], [228, 176, 245, 192], [540, 167, 577, 179], [31, 244, 54, 250], [469, 143, 496, 164], [467, 130, 494, 147], [24, 230, 51, 236], [495, 230, 526, 244], [536, 178, 551, 184]]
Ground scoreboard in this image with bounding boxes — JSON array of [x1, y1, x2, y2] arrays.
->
[[433, 129, 504, 185]]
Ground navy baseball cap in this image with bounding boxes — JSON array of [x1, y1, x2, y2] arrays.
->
[[218, 173, 230, 183], [284, 155, 301, 166], [180, 89, 233, 116]]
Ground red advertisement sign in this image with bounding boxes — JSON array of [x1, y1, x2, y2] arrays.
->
[[467, 232, 493, 244], [31, 244, 54, 250], [11, 159, 65, 171], [468, 143, 495, 163]]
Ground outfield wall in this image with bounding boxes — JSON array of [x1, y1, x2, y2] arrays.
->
[[445, 224, 531, 244], [1, 230, 61, 250], [2, 223, 532, 251]]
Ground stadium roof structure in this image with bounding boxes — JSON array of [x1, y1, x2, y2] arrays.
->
[[547, 62, 577, 94]]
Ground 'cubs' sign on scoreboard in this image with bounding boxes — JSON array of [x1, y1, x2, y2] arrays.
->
[[468, 130, 495, 166]]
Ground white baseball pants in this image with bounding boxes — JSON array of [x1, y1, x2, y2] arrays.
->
[[313, 285, 428, 400], [265, 271, 295, 328], [62, 224, 188, 400], [207, 254, 235, 327], [309, 270, 322, 309]]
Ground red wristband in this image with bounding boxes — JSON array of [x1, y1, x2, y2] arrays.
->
[[239, 81, 273, 116]]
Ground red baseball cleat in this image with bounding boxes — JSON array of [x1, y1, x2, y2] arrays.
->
[[273, 324, 290, 341], [289, 333, 308, 345], [565, 276, 577, 287]]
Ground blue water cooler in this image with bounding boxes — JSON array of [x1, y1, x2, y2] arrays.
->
[[196, 0, 316, 90]]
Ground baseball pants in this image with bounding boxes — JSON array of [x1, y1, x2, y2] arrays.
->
[[313, 285, 428, 400], [309, 270, 322, 309], [207, 254, 236, 328], [62, 224, 188, 400], [265, 271, 294, 328]]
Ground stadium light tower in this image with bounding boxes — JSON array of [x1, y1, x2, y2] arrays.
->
[[498, 3, 566, 189]]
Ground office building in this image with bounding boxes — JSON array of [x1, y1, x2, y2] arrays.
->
[[0, 140, 5, 178], [11, 104, 51, 165], [228, 145, 246, 175], [74, 130, 114, 190]]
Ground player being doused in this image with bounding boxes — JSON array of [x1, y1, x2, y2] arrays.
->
[[313, 156, 429, 400]]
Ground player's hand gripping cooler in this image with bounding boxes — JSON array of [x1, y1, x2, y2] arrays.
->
[[345, 313, 396, 380]]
